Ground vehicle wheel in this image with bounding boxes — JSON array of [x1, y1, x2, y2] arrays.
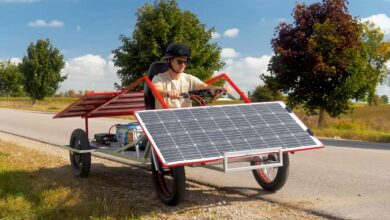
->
[[69, 128, 91, 178], [251, 152, 289, 191], [151, 154, 186, 206]]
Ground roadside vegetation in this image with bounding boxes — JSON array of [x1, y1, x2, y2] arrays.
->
[[0, 96, 389, 143], [0, 140, 325, 220], [294, 104, 390, 143], [0, 97, 77, 112]]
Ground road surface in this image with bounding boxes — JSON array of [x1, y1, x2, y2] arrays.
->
[[0, 108, 389, 220]]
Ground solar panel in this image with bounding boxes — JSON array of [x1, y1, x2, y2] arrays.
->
[[135, 101, 323, 166]]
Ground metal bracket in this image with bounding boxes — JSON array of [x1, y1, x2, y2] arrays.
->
[[223, 147, 283, 172], [62, 145, 96, 154]]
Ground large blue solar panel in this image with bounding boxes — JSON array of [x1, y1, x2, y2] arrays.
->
[[135, 102, 323, 166]]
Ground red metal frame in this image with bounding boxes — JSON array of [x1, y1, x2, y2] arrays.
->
[[53, 74, 169, 137], [56, 72, 323, 165], [205, 73, 251, 103]]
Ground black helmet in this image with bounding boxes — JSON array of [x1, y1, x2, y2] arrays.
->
[[163, 43, 191, 60]]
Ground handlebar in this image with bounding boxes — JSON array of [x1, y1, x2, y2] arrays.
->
[[181, 89, 226, 98]]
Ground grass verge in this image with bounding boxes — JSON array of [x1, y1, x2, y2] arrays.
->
[[0, 140, 141, 220], [294, 104, 390, 143], [0, 139, 325, 220]]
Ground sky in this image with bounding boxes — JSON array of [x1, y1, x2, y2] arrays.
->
[[0, 0, 389, 97]]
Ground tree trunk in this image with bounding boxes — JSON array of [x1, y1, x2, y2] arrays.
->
[[31, 98, 36, 106], [318, 108, 325, 129]]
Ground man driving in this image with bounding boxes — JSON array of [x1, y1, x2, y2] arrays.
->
[[152, 43, 229, 109]]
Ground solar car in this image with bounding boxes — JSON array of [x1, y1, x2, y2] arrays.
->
[[54, 61, 323, 206]]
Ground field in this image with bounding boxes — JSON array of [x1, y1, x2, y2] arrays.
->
[[294, 104, 390, 143], [1, 97, 389, 143], [0, 97, 78, 113]]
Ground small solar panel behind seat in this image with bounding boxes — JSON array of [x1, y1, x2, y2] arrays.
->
[[136, 102, 323, 166], [144, 61, 170, 109]]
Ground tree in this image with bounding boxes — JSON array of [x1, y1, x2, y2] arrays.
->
[[68, 90, 76, 98], [380, 95, 388, 104], [19, 39, 66, 105], [113, 0, 223, 88], [262, 0, 371, 128], [361, 21, 390, 105], [251, 85, 284, 102], [0, 61, 24, 102]]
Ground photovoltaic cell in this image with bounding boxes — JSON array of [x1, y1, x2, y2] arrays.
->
[[135, 101, 323, 166]]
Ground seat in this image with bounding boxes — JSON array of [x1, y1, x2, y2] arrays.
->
[[144, 61, 170, 109]]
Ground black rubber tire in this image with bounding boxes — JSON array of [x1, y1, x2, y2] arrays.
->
[[151, 154, 186, 206], [251, 152, 289, 191], [69, 128, 91, 178]]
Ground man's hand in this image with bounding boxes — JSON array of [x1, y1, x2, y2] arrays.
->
[[223, 85, 233, 95], [167, 90, 180, 99], [210, 86, 233, 95]]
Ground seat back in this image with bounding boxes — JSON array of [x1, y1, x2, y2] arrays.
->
[[144, 61, 170, 109]]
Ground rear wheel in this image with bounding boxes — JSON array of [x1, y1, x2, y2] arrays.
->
[[251, 152, 289, 191], [151, 154, 186, 206], [69, 129, 91, 178]]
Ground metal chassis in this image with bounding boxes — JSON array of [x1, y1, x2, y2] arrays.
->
[[63, 133, 284, 173], [60, 73, 285, 172]]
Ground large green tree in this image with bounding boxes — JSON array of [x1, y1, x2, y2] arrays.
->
[[262, 0, 371, 128], [0, 61, 24, 101], [361, 21, 390, 105], [113, 0, 223, 87], [19, 39, 66, 105]]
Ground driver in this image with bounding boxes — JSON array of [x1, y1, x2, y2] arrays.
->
[[152, 43, 230, 109]]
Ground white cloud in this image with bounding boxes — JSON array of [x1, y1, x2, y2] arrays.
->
[[377, 85, 390, 97], [278, 18, 288, 23], [221, 48, 240, 59], [0, 57, 22, 65], [49, 20, 64, 27], [218, 54, 272, 94], [10, 57, 22, 64], [362, 13, 390, 35], [0, 0, 38, 2], [28, 19, 64, 28], [378, 61, 390, 96], [223, 28, 239, 38], [28, 19, 46, 27], [59, 54, 120, 92], [211, 32, 220, 39]]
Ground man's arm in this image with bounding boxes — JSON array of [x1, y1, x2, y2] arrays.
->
[[154, 83, 181, 99]]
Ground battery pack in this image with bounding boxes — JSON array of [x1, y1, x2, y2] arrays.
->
[[94, 133, 116, 145]]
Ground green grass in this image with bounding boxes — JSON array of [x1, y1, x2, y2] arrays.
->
[[0, 97, 78, 113], [0, 141, 143, 220], [294, 104, 390, 143]]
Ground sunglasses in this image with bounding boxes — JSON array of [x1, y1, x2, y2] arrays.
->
[[176, 59, 188, 65]]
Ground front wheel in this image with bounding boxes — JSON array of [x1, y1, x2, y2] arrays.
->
[[251, 152, 289, 191], [69, 128, 91, 178], [151, 154, 186, 206]]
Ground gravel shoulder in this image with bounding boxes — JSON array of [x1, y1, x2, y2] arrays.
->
[[0, 131, 329, 219]]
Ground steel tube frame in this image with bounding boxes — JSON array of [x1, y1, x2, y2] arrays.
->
[[62, 73, 287, 173]]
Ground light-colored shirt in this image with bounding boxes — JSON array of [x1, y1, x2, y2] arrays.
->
[[152, 72, 204, 109]]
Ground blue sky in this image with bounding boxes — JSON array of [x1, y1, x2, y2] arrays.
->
[[0, 0, 389, 97]]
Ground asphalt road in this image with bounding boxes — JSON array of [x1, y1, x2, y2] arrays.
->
[[0, 108, 389, 220]]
